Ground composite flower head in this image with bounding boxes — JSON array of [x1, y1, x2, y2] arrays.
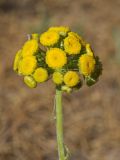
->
[[40, 31, 60, 47], [52, 72, 63, 85], [64, 71, 80, 87], [64, 35, 81, 55], [22, 39, 39, 57], [18, 56, 37, 75], [86, 43, 94, 56], [78, 54, 96, 76], [68, 32, 81, 41], [68, 32, 86, 46], [46, 48, 67, 69], [48, 26, 70, 36], [33, 67, 48, 83], [13, 49, 22, 72], [13, 26, 102, 91], [24, 76, 37, 88]]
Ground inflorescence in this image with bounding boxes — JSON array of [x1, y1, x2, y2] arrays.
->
[[13, 26, 102, 92]]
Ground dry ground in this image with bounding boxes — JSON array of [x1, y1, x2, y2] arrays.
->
[[0, 0, 120, 160]]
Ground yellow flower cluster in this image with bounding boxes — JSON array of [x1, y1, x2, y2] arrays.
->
[[13, 26, 102, 91]]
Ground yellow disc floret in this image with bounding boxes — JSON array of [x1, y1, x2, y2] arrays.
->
[[18, 56, 37, 75], [46, 48, 67, 69], [52, 72, 63, 84], [64, 71, 80, 87], [48, 26, 70, 36], [13, 49, 22, 72], [33, 67, 48, 83], [78, 54, 96, 76], [40, 31, 60, 46], [64, 36, 81, 55], [22, 39, 39, 57]]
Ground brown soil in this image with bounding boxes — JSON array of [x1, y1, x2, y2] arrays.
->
[[0, 0, 120, 160]]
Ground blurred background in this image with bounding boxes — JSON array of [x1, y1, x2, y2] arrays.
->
[[0, 0, 120, 160]]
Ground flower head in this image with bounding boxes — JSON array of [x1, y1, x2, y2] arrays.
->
[[18, 56, 37, 75], [46, 48, 67, 69], [33, 67, 48, 82], [13, 50, 22, 72], [78, 54, 96, 76], [52, 72, 63, 85], [40, 31, 60, 46], [68, 32, 86, 46], [68, 32, 81, 41], [24, 76, 37, 88], [48, 26, 70, 36], [86, 43, 94, 56], [64, 71, 80, 87], [64, 36, 81, 55], [22, 39, 39, 57]]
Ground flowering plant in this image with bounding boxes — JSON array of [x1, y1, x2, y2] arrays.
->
[[13, 26, 102, 160]]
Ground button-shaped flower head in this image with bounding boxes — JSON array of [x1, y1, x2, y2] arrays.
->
[[46, 48, 67, 69], [64, 71, 80, 87], [18, 56, 37, 75], [78, 54, 96, 76], [13, 49, 22, 72], [33, 67, 48, 83], [22, 39, 39, 57], [48, 26, 70, 36], [52, 72, 64, 85], [40, 31, 60, 47], [64, 35, 81, 55]]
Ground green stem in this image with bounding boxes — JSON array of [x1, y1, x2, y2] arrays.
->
[[55, 89, 65, 160]]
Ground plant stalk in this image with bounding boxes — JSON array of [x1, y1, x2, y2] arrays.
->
[[55, 89, 65, 160]]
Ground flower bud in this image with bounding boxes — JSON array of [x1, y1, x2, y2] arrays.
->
[[24, 76, 37, 88], [86, 44, 94, 56], [32, 33, 39, 41], [61, 85, 72, 93]]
